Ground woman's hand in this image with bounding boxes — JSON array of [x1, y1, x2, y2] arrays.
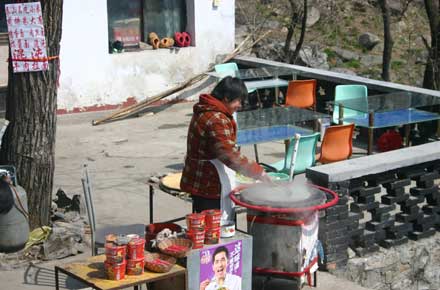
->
[[259, 171, 272, 183]]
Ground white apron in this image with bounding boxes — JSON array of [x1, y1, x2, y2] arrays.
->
[[209, 159, 236, 225]]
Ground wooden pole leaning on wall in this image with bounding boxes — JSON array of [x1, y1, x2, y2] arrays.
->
[[92, 30, 272, 126]]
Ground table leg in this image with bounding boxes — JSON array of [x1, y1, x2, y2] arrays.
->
[[437, 120, 440, 138], [284, 139, 290, 155], [254, 144, 259, 163], [368, 112, 374, 155], [275, 87, 280, 105], [55, 267, 59, 290], [314, 271, 317, 287], [368, 128, 374, 155], [338, 104, 344, 125], [404, 124, 411, 147], [149, 185, 154, 224]]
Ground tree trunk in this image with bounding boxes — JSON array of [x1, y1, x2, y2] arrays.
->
[[290, 0, 307, 64], [0, 0, 63, 229], [379, 0, 393, 81], [283, 8, 298, 61], [423, 0, 439, 89]]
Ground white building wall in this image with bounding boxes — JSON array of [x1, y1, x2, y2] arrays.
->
[[0, 45, 7, 86], [58, 0, 235, 111]]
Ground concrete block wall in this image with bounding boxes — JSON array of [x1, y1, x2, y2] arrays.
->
[[306, 142, 440, 271]]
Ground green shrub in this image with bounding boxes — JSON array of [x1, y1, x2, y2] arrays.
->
[[344, 59, 361, 69], [391, 60, 405, 70]]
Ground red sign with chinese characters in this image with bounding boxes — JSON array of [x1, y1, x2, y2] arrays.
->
[[6, 2, 49, 73]]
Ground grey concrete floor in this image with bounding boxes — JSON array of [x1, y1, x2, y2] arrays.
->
[[0, 102, 371, 290]]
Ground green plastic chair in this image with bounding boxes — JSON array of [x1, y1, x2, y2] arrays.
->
[[261, 132, 320, 176], [332, 85, 368, 124], [214, 62, 239, 77], [214, 62, 256, 94]]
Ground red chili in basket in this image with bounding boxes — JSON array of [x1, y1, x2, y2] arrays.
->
[[166, 245, 188, 253], [152, 258, 172, 267]]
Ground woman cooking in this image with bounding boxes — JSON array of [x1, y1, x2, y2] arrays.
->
[[180, 76, 270, 218]]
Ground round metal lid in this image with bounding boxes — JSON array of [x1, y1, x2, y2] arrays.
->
[[235, 182, 328, 210]]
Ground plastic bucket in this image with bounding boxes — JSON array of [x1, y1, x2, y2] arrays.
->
[[127, 238, 145, 260], [205, 226, 221, 244], [126, 257, 145, 275], [104, 242, 126, 257], [221, 222, 236, 238], [104, 260, 126, 280], [187, 228, 205, 249], [202, 209, 222, 228], [267, 172, 290, 182], [186, 213, 206, 230]]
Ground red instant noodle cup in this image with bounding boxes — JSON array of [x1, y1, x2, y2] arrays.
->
[[204, 226, 221, 245], [126, 257, 145, 275], [105, 242, 127, 257], [186, 213, 206, 230], [202, 209, 222, 228], [104, 259, 126, 280], [127, 238, 145, 260], [186, 227, 205, 249]]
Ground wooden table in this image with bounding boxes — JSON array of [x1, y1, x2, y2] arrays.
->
[[54, 255, 187, 290]]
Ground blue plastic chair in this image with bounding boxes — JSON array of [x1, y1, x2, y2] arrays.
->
[[214, 62, 256, 94], [332, 85, 368, 124], [261, 132, 320, 175]]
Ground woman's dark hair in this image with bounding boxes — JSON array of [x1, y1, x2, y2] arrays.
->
[[211, 76, 248, 102]]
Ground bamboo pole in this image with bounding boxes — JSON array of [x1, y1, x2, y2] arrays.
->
[[92, 30, 272, 126]]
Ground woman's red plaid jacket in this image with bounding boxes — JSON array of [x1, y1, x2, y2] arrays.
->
[[180, 94, 264, 199]]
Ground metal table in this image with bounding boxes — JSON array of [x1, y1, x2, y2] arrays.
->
[[328, 91, 440, 154], [236, 106, 330, 162], [207, 67, 295, 105]]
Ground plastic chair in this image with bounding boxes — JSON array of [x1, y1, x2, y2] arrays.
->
[[214, 62, 239, 77], [214, 62, 257, 95], [285, 79, 317, 110], [81, 164, 145, 255], [261, 132, 320, 175], [317, 123, 354, 164], [332, 85, 368, 124]]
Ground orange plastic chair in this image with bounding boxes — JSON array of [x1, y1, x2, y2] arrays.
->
[[317, 123, 354, 164], [285, 79, 317, 110]]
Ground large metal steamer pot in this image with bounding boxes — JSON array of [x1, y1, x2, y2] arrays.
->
[[230, 183, 338, 290]]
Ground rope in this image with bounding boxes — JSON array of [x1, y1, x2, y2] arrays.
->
[[7, 56, 59, 62], [11, 184, 29, 219]]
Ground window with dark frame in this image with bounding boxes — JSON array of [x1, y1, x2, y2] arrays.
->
[[0, 1, 11, 33], [107, 0, 187, 53], [0, 1, 14, 45]]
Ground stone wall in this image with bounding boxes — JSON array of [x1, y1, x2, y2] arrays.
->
[[306, 142, 440, 289], [344, 233, 440, 290]]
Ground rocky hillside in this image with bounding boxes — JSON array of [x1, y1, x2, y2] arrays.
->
[[236, 0, 430, 88]]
